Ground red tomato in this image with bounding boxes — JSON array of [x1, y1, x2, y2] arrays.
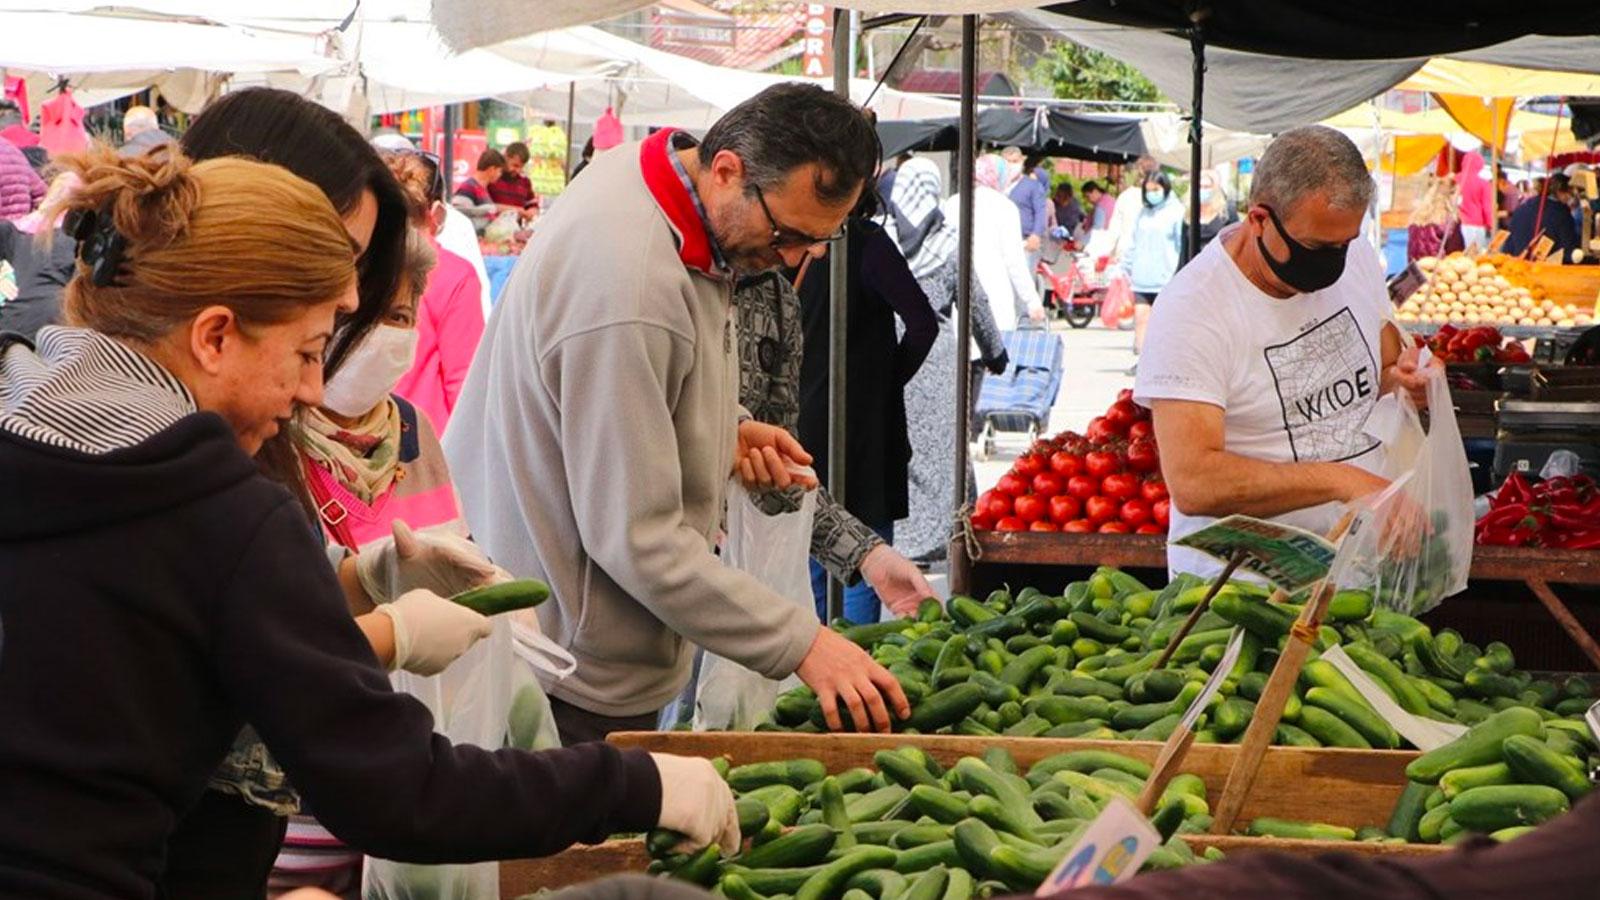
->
[[1125, 439, 1160, 474], [1116, 388, 1134, 404], [1085, 416, 1120, 444], [1066, 475, 1100, 501], [1100, 472, 1139, 501], [1085, 450, 1121, 479], [1049, 451, 1084, 478], [1048, 494, 1082, 524], [1062, 518, 1095, 533], [1032, 471, 1065, 498], [1013, 453, 1045, 480], [996, 516, 1026, 532], [1085, 495, 1119, 525], [1060, 434, 1091, 456], [1029, 520, 1060, 532], [1140, 476, 1169, 504], [1152, 498, 1171, 528], [978, 489, 1014, 520], [1104, 399, 1141, 432], [970, 512, 994, 531], [1119, 498, 1152, 528], [1098, 521, 1131, 534], [1135, 523, 1165, 535], [1014, 493, 1047, 524], [996, 473, 1030, 498], [1127, 420, 1153, 442]]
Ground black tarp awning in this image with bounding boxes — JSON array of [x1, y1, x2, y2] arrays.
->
[[877, 107, 1147, 162], [1040, 0, 1600, 61]]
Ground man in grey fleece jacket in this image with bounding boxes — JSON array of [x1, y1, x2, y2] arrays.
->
[[447, 84, 909, 742]]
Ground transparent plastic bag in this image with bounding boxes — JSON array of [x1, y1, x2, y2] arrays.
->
[[363, 612, 574, 898], [1335, 368, 1474, 616], [693, 479, 816, 731]]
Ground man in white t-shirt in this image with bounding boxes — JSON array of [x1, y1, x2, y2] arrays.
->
[[1134, 126, 1438, 578]]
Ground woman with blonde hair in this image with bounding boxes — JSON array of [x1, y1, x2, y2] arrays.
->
[[1408, 174, 1465, 261], [0, 149, 733, 899]]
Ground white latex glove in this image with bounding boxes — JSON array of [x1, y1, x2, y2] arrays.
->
[[650, 753, 741, 857], [373, 589, 492, 676], [355, 520, 507, 604], [859, 544, 936, 618]]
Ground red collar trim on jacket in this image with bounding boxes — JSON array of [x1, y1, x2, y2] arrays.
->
[[639, 128, 717, 277]]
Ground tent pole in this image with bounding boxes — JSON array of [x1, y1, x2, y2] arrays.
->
[[949, 14, 978, 597], [441, 104, 456, 192], [564, 82, 576, 181], [826, 6, 852, 623], [1186, 12, 1205, 259]]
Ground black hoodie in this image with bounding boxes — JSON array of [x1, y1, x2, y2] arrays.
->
[[0, 331, 660, 900]]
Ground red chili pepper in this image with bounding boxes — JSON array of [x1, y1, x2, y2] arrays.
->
[[1545, 488, 1581, 507], [1478, 503, 1531, 529], [1497, 472, 1533, 508], [1548, 504, 1598, 531], [1553, 530, 1600, 550]]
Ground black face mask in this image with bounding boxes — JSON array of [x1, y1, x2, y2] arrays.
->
[[1256, 204, 1349, 294]]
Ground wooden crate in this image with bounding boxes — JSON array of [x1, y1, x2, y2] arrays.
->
[[500, 733, 1445, 897]]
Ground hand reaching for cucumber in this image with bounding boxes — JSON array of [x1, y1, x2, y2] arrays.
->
[[650, 753, 741, 856], [355, 520, 511, 604], [795, 628, 911, 733]]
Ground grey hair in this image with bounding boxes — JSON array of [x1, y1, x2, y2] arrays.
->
[[1250, 125, 1373, 215], [399, 226, 437, 303]]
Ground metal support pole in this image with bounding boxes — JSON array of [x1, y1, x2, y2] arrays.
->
[[563, 82, 577, 181], [826, 6, 852, 623], [948, 14, 978, 596], [1186, 16, 1205, 260], [441, 104, 456, 192]]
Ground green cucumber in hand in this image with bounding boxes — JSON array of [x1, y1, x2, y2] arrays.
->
[[450, 579, 550, 616]]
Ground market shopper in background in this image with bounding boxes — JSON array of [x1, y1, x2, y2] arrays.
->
[[1135, 125, 1439, 579], [452, 147, 505, 233], [0, 171, 77, 339], [383, 149, 486, 434], [1407, 174, 1465, 262], [792, 190, 940, 622], [947, 153, 1044, 334], [0, 129, 44, 220], [1053, 182, 1084, 236], [1109, 155, 1161, 263], [1506, 172, 1582, 262], [0, 149, 737, 900], [117, 105, 171, 157], [1456, 151, 1495, 253], [447, 83, 910, 743], [881, 155, 1010, 564], [489, 140, 537, 217], [1182, 169, 1238, 263], [1000, 145, 1048, 267], [1125, 170, 1185, 364]]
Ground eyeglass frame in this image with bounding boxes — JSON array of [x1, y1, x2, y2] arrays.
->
[[752, 184, 846, 249]]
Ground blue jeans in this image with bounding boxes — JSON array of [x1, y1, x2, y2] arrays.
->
[[811, 521, 894, 624]]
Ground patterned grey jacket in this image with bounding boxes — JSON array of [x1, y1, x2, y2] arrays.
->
[[735, 271, 881, 585]]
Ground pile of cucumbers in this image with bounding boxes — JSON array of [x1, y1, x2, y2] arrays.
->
[[762, 568, 1599, 751], [646, 746, 1221, 898]]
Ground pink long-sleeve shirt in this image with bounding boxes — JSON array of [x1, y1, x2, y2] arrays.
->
[[394, 240, 485, 434]]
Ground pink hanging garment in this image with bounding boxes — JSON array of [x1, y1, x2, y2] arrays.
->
[[39, 90, 86, 156], [3, 77, 28, 124]]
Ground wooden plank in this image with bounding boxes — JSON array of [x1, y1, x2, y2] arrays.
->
[[1528, 577, 1600, 671], [499, 831, 1448, 896], [607, 732, 1415, 830], [972, 533, 1600, 587]]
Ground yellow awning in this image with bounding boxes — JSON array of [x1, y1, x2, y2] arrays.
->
[[1388, 135, 1450, 175], [1396, 58, 1600, 98], [1431, 93, 1516, 150], [1518, 111, 1589, 159], [1321, 104, 1462, 133]]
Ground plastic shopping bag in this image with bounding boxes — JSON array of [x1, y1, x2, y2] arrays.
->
[[1099, 272, 1133, 329], [1335, 368, 1474, 617], [693, 479, 816, 731], [363, 613, 574, 899]]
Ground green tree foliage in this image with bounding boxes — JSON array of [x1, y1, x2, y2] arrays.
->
[[1033, 44, 1164, 104]]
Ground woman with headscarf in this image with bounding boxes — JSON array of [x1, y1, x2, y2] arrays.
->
[[1407, 174, 1465, 262], [882, 155, 1009, 563], [945, 154, 1045, 333]]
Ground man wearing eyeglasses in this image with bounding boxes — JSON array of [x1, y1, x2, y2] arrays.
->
[[1134, 126, 1440, 580], [447, 83, 911, 744]]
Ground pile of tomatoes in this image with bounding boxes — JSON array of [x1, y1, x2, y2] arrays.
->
[[972, 390, 1169, 535]]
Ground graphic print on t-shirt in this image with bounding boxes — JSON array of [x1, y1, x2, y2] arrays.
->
[[1263, 307, 1380, 463]]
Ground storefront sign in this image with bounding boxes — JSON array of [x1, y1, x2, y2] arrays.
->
[[802, 5, 832, 78]]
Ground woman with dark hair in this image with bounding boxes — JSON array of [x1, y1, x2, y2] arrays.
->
[[163, 87, 513, 897], [1125, 170, 1183, 359]]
